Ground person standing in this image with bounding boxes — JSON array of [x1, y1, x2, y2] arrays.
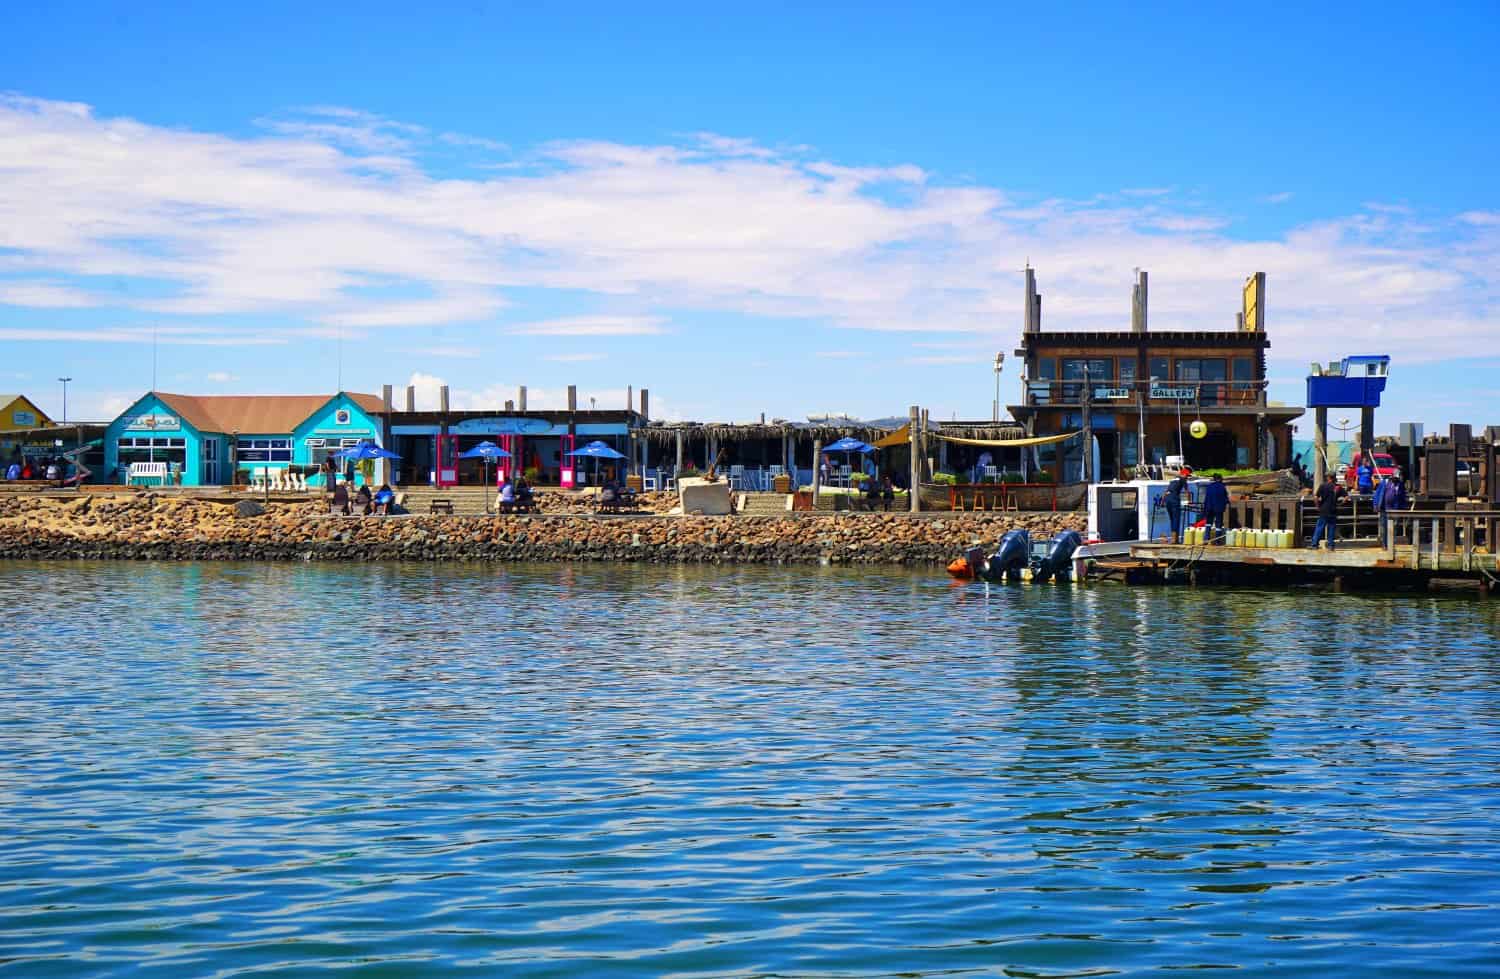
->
[[1375, 473, 1408, 548], [1310, 473, 1346, 550], [1356, 454, 1374, 494], [1163, 468, 1190, 543], [1202, 472, 1229, 543]]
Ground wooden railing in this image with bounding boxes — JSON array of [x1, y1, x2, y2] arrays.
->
[[1023, 380, 1266, 408], [1386, 509, 1500, 570]]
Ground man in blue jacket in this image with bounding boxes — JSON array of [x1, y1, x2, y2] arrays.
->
[[1375, 472, 1408, 548], [1201, 472, 1229, 543]]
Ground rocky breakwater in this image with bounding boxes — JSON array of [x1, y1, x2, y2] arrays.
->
[[0, 494, 1084, 565]]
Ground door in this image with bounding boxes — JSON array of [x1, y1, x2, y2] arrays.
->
[[434, 434, 459, 487]]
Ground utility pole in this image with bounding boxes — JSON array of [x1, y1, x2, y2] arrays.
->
[[58, 377, 71, 426], [992, 353, 1004, 423]]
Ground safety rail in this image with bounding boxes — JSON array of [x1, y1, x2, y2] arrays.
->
[[1022, 379, 1266, 408], [1385, 509, 1500, 571]]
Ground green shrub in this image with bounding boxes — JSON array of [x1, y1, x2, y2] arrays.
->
[[523, 467, 542, 483], [849, 472, 870, 486], [999, 471, 1023, 484], [1031, 470, 1055, 484], [931, 472, 957, 485]]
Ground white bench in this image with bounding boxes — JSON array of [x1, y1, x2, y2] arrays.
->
[[128, 462, 169, 486]]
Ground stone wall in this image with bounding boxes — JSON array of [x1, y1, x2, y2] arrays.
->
[[0, 494, 1084, 565]]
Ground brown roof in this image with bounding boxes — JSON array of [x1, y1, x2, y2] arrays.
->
[[153, 392, 384, 434]]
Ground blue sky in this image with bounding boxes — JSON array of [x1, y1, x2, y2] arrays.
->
[[2, 2, 1497, 431]]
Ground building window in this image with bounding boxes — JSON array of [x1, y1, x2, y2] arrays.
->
[[1060, 358, 1111, 401], [1119, 359, 1137, 388], [1149, 356, 1169, 384], [1122, 432, 1139, 466], [1177, 358, 1228, 405], [237, 437, 292, 463], [1233, 357, 1255, 399]]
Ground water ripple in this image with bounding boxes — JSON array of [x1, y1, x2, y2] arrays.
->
[[2, 561, 1499, 976]]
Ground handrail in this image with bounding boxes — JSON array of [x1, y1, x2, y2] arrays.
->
[[1383, 509, 1500, 569]]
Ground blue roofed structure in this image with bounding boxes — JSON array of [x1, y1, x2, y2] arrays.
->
[[1306, 355, 1390, 408]]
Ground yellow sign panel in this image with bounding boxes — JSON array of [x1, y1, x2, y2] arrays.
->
[[1242, 272, 1265, 332]]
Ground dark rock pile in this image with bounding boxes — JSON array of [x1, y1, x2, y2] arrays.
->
[[0, 494, 1084, 565]]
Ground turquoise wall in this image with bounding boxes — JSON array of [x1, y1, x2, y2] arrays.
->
[[104, 394, 210, 485], [293, 395, 384, 486]]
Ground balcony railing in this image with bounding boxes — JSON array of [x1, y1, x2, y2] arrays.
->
[[1022, 379, 1266, 408]]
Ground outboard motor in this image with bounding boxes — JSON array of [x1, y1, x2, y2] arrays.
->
[[987, 529, 1031, 583], [1033, 530, 1083, 583]]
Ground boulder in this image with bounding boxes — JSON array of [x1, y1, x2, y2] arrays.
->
[[677, 477, 733, 516], [235, 500, 266, 519]]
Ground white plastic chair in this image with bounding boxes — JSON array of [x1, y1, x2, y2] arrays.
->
[[983, 465, 999, 482], [837, 465, 852, 487], [643, 473, 658, 491]]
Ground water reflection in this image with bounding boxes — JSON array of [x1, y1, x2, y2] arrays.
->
[[1, 560, 1498, 976]]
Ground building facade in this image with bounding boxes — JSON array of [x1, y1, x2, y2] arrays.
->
[[104, 392, 385, 486], [1007, 270, 1302, 481]]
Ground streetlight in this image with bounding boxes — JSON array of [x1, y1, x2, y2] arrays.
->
[[58, 377, 71, 425], [992, 352, 1005, 423]]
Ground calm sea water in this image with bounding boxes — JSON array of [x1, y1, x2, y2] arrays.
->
[[2, 561, 1499, 977]]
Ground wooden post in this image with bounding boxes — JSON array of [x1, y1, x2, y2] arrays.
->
[[1314, 406, 1328, 486], [908, 406, 920, 513], [675, 429, 683, 477], [812, 438, 823, 501], [921, 408, 932, 482], [1082, 372, 1093, 483]]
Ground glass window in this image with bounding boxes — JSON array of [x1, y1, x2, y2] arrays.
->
[[1233, 357, 1255, 397], [1118, 359, 1136, 387], [1122, 431, 1139, 466], [1036, 358, 1056, 379], [1149, 357, 1169, 383]]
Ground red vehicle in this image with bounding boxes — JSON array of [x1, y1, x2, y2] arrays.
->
[[1345, 451, 1401, 489]]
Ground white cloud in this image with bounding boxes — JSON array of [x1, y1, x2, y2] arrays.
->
[[1263, 191, 1295, 204], [0, 94, 1495, 371], [0, 326, 286, 346], [544, 352, 606, 362], [814, 350, 871, 359], [0, 280, 100, 308], [512, 316, 665, 337], [205, 371, 237, 383]]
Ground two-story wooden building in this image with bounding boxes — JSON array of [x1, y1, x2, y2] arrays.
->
[[1006, 269, 1303, 481]]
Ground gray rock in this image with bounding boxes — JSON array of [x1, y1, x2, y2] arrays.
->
[[235, 500, 266, 518]]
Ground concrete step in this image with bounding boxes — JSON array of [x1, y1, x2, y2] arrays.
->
[[740, 492, 790, 515]]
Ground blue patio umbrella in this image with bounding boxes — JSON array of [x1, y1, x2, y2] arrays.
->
[[329, 440, 401, 489], [333, 440, 401, 461], [459, 441, 512, 511], [822, 436, 876, 485], [566, 440, 627, 486]]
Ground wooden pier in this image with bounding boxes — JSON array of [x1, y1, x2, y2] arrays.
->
[[1112, 508, 1500, 593]]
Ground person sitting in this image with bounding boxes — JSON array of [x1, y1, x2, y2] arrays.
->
[[354, 483, 373, 516], [497, 477, 516, 513], [373, 483, 395, 515], [514, 476, 536, 512], [331, 479, 350, 515], [20, 461, 34, 480], [5, 461, 19, 481], [862, 476, 882, 511], [598, 480, 619, 512], [880, 474, 895, 511], [45, 461, 60, 482]]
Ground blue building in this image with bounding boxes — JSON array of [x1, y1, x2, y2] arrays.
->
[[104, 391, 386, 486]]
